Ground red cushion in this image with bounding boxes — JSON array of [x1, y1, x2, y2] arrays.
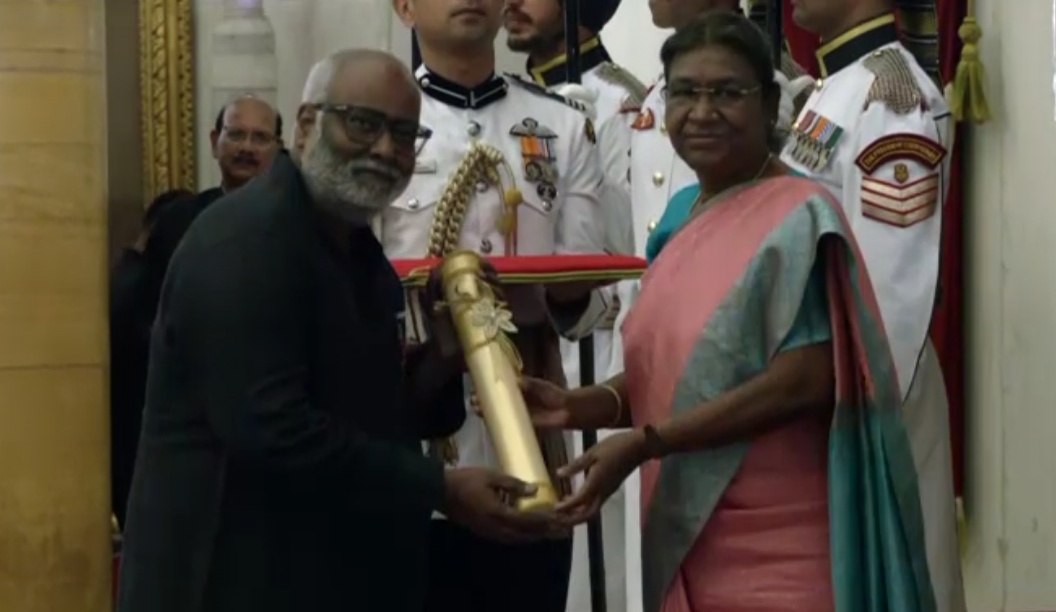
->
[[391, 254, 647, 287]]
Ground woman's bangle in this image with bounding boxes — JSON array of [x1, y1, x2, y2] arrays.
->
[[598, 383, 623, 428]]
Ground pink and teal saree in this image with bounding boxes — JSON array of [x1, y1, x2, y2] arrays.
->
[[621, 175, 934, 612]]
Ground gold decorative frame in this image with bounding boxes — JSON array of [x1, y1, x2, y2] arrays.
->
[[139, 0, 197, 199]]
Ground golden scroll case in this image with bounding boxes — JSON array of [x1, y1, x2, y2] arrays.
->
[[439, 250, 558, 512], [424, 141, 521, 465]]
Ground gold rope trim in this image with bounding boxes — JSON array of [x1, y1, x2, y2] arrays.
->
[[946, 0, 991, 123]]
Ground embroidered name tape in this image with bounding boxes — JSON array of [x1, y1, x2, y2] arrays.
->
[[855, 133, 946, 174]]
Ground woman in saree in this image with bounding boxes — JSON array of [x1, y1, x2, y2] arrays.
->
[[521, 12, 935, 612]]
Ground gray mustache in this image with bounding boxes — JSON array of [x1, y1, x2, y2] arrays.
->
[[348, 159, 402, 181]]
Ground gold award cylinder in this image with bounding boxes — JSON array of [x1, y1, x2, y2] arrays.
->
[[439, 251, 558, 511]]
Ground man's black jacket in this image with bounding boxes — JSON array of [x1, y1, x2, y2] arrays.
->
[[117, 153, 463, 612]]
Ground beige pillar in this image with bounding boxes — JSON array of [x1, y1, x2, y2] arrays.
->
[[0, 1, 111, 610]]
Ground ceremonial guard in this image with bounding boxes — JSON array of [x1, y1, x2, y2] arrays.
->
[[780, 3, 964, 610], [506, 0, 645, 383], [390, 0, 607, 610], [504, 2, 645, 610]]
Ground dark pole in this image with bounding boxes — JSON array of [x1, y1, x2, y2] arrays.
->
[[412, 30, 421, 69], [564, 1, 606, 609], [766, 0, 783, 65]]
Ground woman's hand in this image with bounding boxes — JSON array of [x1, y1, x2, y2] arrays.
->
[[519, 376, 573, 429], [555, 430, 647, 525]]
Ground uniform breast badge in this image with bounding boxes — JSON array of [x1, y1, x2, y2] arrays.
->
[[631, 108, 654, 130], [510, 117, 560, 208], [787, 110, 844, 172], [855, 132, 947, 228]]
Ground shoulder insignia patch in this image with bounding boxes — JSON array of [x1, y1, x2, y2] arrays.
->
[[595, 62, 648, 109], [854, 132, 947, 174], [504, 72, 588, 114], [862, 48, 925, 115], [631, 108, 655, 131], [860, 172, 940, 228], [856, 132, 946, 228]]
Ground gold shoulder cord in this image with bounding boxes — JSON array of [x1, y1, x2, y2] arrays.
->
[[427, 143, 524, 465]]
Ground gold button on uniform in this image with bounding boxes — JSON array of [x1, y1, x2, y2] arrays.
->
[[659, 123, 667, 135], [467, 121, 481, 137], [407, 198, 420, 210], [652, 172, 664, 187], [647, 220, 657, 233]]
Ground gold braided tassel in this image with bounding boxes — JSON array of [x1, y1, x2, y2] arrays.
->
[[946, 0, 991, 123], [426, 143, 520, 465]]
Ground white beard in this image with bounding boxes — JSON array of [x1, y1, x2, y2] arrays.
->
[[301, 127, 411, 224]]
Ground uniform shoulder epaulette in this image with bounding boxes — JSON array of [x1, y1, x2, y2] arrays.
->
[[861, 48, 925, 115], [503, 72, 588, 113], [778, 52, 807, 80], [595, 62, 648, 109]]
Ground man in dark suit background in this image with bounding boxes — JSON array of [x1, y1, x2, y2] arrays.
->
[[108, 97, 283, 524], [116, 48, 554, 612]]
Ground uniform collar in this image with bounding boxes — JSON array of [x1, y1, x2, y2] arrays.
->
[[414, 65, 508, 110], [815, 13, 899, 77], [528, 37, 611, 87]]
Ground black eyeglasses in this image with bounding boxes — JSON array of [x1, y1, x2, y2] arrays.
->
[[663, 83, 762, 109], [313, 103, 432, 155]]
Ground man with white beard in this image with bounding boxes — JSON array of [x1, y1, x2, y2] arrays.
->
[[117, 48, 556, 612]]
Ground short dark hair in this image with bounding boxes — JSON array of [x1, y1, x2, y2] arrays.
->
[[213, 102, 283, 138], [660, 11, 781, 148]]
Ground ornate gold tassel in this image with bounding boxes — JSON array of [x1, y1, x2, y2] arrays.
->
[[946, 0, 991, 123], [426, 143, 521, 465]]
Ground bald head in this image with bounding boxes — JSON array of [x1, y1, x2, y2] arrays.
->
[[295, 48, 423, 225], [210, 95, 282, 190], [301, 49, 417, 105]]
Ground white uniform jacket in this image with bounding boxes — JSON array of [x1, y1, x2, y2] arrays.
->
[[378, 65, 608, 473], [779, 14, 964, 612]]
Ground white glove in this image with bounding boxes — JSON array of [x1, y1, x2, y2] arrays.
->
[[773, 71, 814, 133], [553, 83, 599, 121]]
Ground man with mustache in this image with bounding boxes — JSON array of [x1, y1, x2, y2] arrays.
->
[[389, 0, 610, 610], [116, 48, 553, 612], [780, 0, 963, 609], [108, 95, 283, 528]]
